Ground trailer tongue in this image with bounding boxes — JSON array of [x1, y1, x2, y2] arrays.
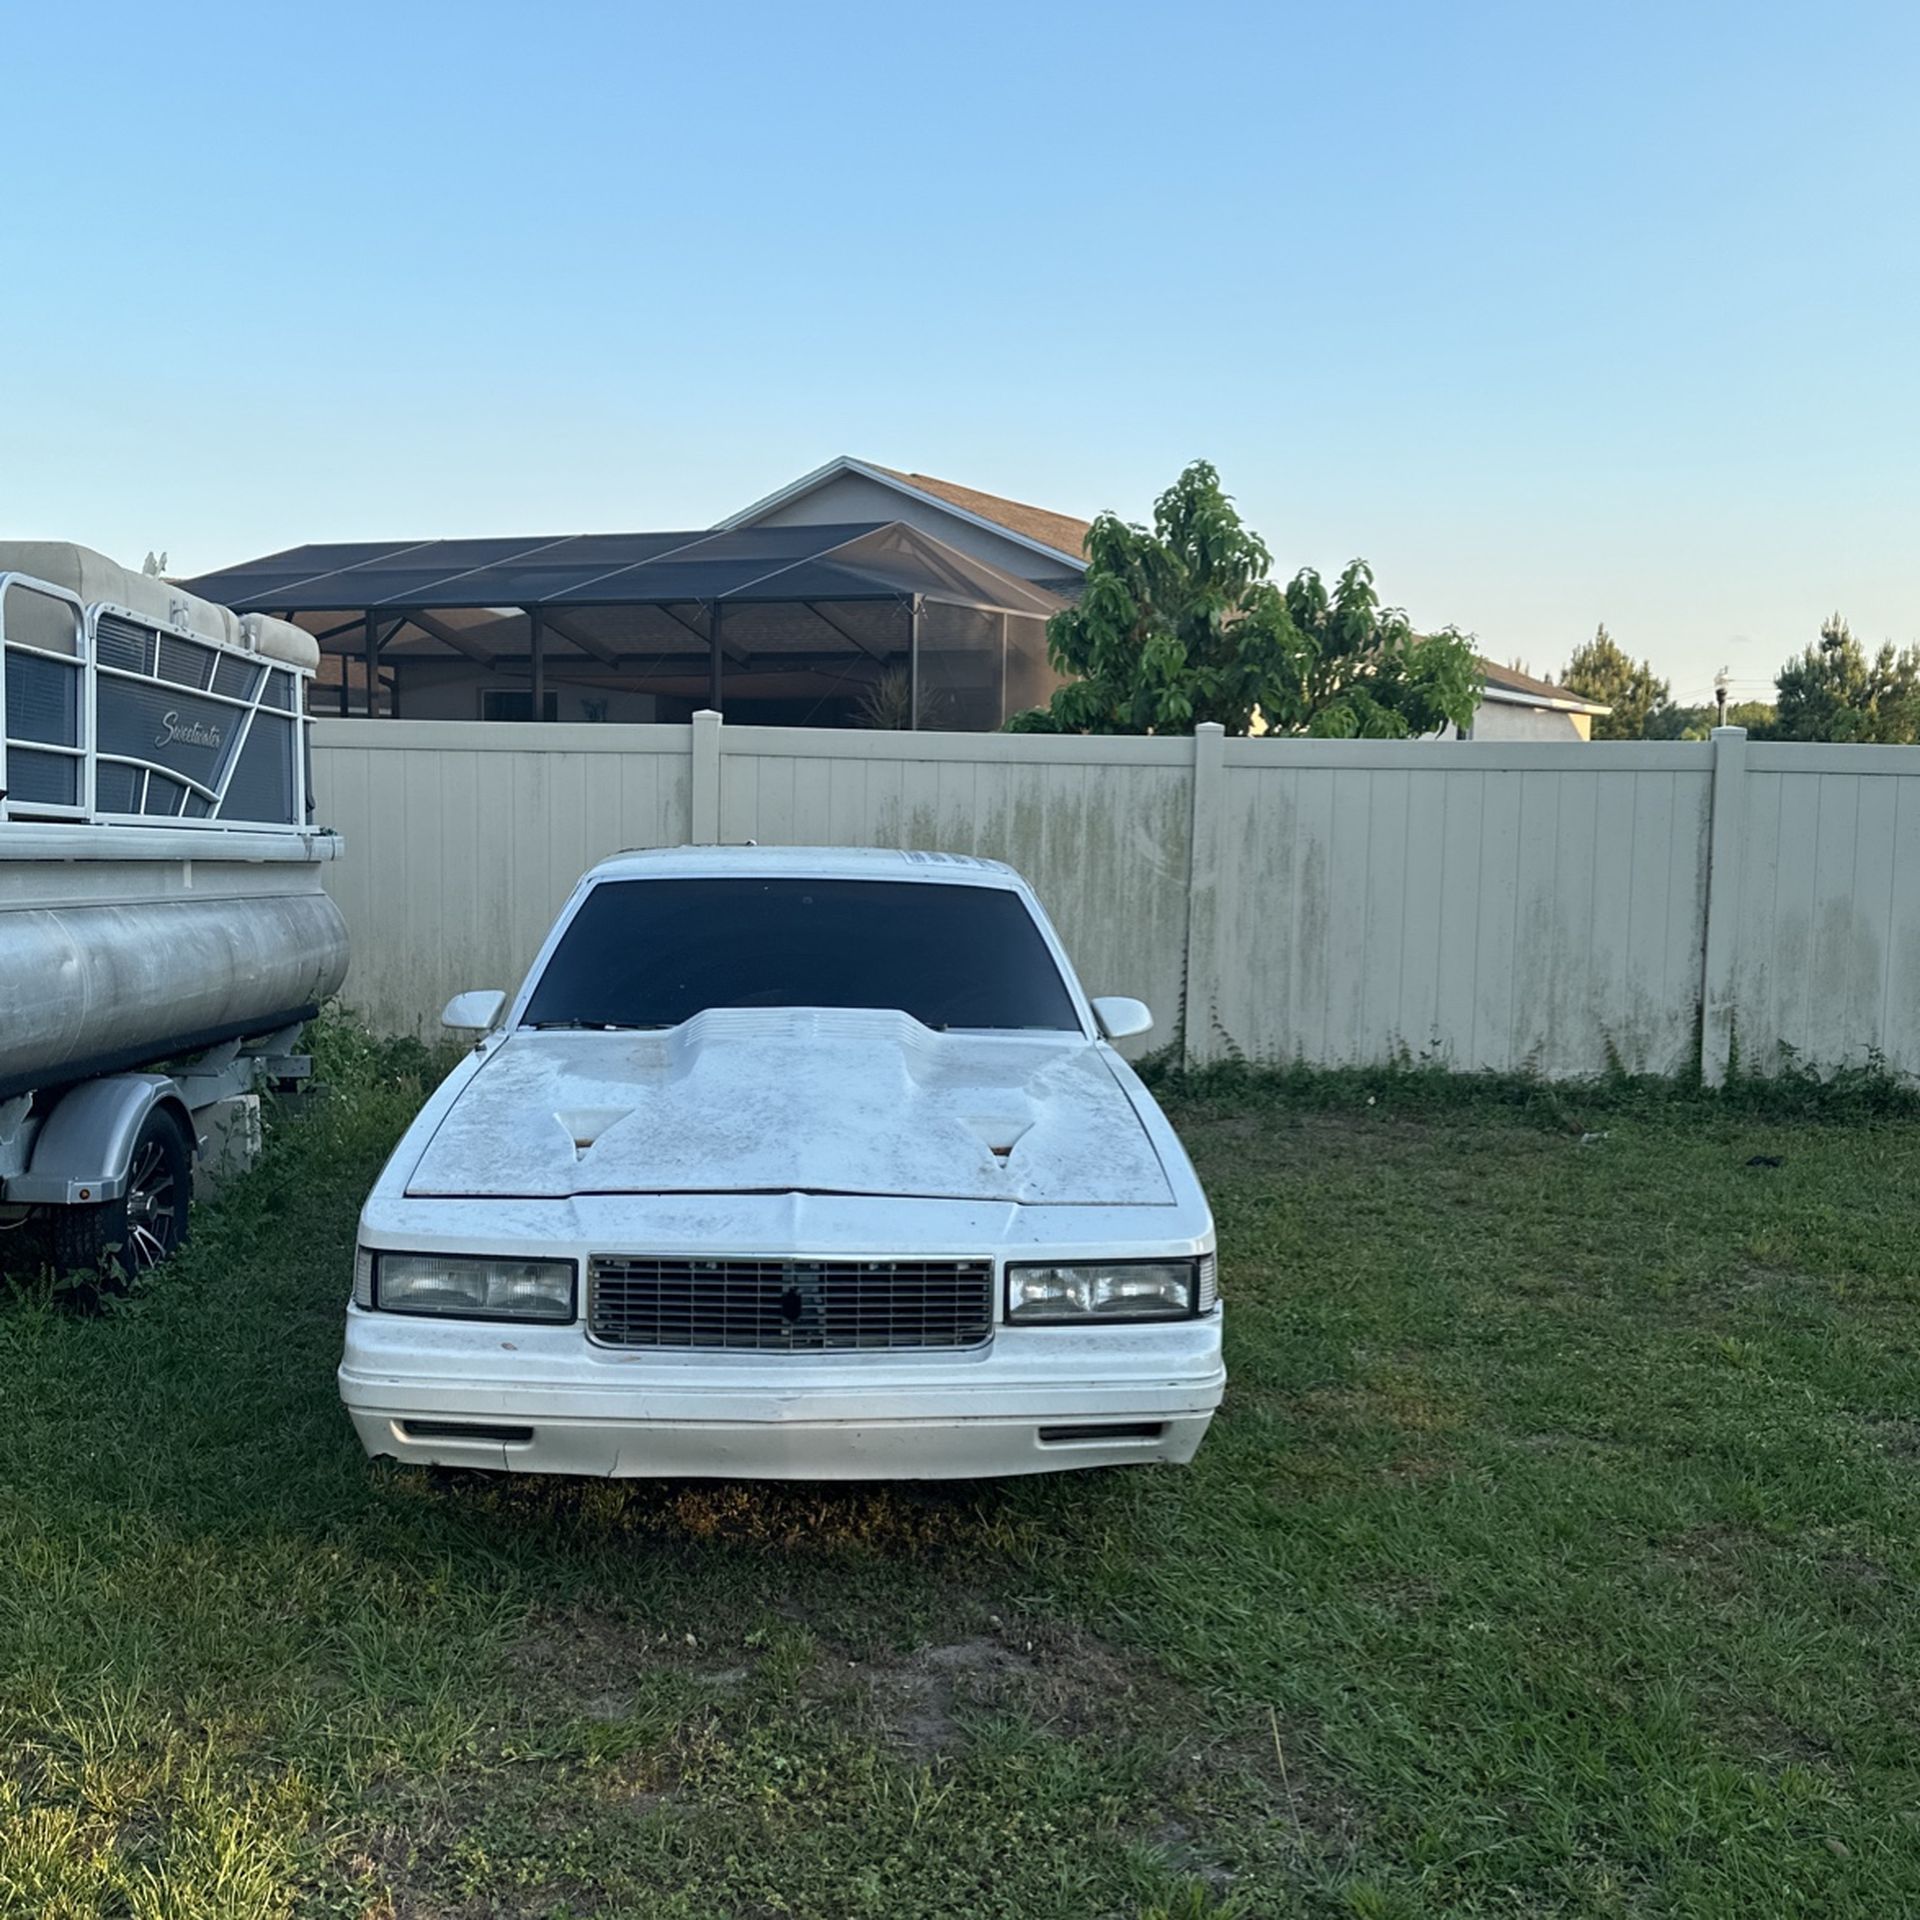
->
[[0, 544, 349, 1277]]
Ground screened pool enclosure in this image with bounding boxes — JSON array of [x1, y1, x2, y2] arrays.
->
[[181, 523, 1068, 730]]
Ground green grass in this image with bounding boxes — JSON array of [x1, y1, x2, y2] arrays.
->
[[4, 1029, 1920, 1918]]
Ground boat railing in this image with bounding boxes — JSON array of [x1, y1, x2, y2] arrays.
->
[[0, 571, 313, 831]]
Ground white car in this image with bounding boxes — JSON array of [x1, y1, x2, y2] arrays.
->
[[339, 847, 1223, 1480]]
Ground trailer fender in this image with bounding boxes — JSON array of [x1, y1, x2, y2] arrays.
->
[[4, 1076, 195, 1206]]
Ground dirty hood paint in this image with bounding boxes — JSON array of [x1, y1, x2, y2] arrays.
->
[[405, 1008, 1173, 1206]]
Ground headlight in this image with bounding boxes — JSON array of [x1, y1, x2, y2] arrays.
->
[[360, 1250, 575, 1322], [1006, 1258, 1210, 1324]]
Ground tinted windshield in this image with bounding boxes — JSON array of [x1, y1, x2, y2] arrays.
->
[[522, 877, 1082, 1032]]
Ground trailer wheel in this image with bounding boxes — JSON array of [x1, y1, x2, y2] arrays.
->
[[51, 1107, 194, 1283]]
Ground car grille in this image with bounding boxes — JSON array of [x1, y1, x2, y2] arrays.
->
[[587, 1256, 995, 1352]]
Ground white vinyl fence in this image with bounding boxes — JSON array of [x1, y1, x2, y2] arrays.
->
[[312, 716, 1920, 1082]]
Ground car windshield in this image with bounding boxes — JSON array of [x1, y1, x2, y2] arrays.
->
[[521, 877, 1082, 1033]]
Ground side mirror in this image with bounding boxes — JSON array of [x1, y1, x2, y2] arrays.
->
[[441, 988, 506, 1032], [1090, 995, 1154, 1041]]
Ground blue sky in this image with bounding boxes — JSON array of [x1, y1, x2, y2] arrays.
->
[[3, 0, 1914, 702]]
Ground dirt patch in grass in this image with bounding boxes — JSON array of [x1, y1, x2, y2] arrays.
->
[[1868, 1417, 1920, 1459], [844, 1619, 1366, 1865], [1823, 1550, 1889, 1589], [506, 1603, 1175, 1764], [842, 1619, 1144, 1757], [1818, 1549, 1895, 1625], [1661, 1521, 1770, 1591], [853, 1639, 1010, 1759], [509, 1598, 1222, 1757], [1666, 1521, 1762, 1557], [507, 1601, 756, 1718], [1179, 1706, 1366, 1863], [512, 1602, 692, 1675], [1660, 1525, 1890, 1605], [1721, 1705, 1838, 1773]]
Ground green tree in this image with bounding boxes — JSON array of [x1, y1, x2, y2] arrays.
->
[[1006, 461, 1481, 737], [1561, 624, 1671, 739], [1772, 615, 1920, 743]]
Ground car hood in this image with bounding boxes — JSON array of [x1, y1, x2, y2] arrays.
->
[[404, 1008, 1173, 1206]]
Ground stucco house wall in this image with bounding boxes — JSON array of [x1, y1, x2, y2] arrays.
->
[[1466, 701, 1594, 742]]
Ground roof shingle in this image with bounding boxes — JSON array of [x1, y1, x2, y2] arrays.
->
[[1478, 658, 1609, 710], [871, 465, 1093, 562]]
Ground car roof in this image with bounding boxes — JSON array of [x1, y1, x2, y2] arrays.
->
[[585, 845, 1027, 888]]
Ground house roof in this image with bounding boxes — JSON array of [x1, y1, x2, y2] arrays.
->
[[720, 456, 1093, 570], [865, 465, 1093, 565], [1478, 658, 1611, 715]]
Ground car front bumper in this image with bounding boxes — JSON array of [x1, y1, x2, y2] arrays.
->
[[338, 1308, 1225, 1480]]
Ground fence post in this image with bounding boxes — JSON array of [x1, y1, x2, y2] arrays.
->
[[690, 708, 722, 844], [1183, 723, 1227, 1067], [1698, 725, 1748, 1086]]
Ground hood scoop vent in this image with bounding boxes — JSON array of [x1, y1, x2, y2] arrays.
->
[[962, 1115, 1033, 1166], [556, 1107, 632, 1158]]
